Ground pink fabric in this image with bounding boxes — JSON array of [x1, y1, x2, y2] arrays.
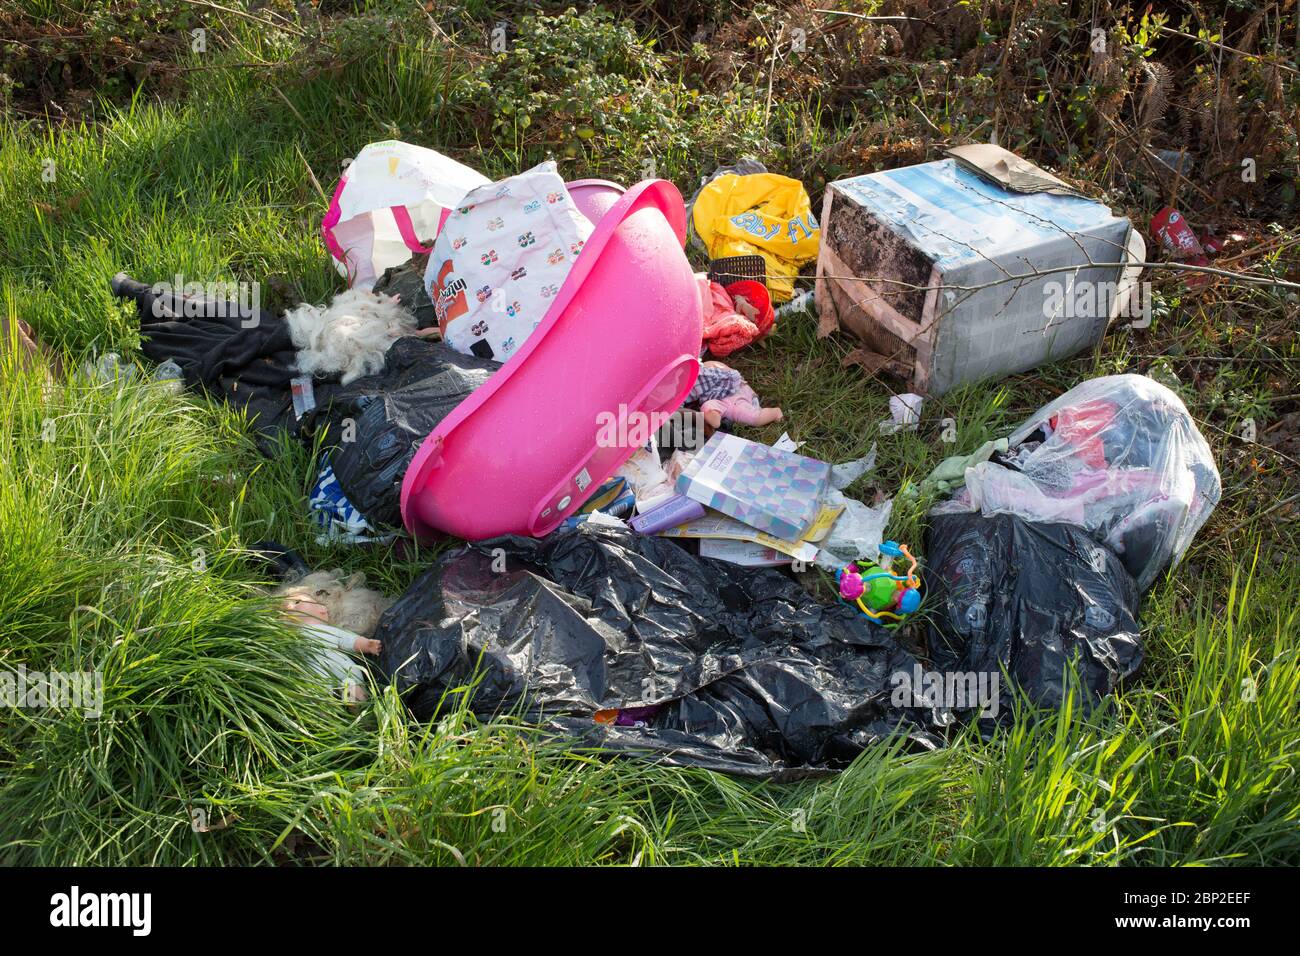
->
[[698, 278, 776, 357], [699, 279, 755, 357], [702, 384, 765, 425], [725, 280, 775, 338]]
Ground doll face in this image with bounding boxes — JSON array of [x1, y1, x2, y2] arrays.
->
[[283, 596, 329, 625]]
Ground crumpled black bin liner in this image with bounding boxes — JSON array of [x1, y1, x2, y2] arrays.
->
[[925, 511, 1143, 721], [376, 523, 941, 779], [304, 337, 500, 529]]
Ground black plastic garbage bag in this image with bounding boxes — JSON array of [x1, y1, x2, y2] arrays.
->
[[924, 375, 1218, 720], [304, 337, 500, 529], [372, 252, 435, 329], [376, 522, 941, 779], [926, 506, 1143, 720]]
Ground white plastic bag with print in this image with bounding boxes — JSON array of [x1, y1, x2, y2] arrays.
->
[[322, 141, 489, 289], [423, 160, 592, 363], [931, 374, 1220, 590]]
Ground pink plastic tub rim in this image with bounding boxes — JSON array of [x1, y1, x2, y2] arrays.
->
[[566, 178, 626, 226], [399, 178, 695, 539]]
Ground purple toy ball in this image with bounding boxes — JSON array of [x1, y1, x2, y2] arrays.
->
[[839, 564, 866, 601]]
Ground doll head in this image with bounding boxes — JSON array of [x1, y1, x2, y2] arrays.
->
[[275, 569, 392, 637]]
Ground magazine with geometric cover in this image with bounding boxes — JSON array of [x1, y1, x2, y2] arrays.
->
[[676, 432, 831, 540]]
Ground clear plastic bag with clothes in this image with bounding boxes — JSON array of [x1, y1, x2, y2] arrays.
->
[[930, 374, 1220, 590]]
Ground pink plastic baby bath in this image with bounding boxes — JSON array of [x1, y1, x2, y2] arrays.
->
[[399, 178, 704, 541]]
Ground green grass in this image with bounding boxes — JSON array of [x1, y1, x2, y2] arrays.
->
[[0, 2, 1297, 865]]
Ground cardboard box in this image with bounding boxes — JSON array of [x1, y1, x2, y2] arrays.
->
[[815, 146, 1138, 394]]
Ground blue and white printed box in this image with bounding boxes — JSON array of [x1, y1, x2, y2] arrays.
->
[[815, 149, 1138, 394]]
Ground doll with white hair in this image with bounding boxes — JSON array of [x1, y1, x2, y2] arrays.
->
[[274, 569, 393, 702]]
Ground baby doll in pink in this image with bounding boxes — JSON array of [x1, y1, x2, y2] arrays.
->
[[689, 360, 783, 429]]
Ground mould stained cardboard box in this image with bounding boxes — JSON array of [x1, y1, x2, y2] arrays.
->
[[815, 144, 1142, 395]]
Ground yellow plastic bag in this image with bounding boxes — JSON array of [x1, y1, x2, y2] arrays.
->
[[691, 172, 819, 302]]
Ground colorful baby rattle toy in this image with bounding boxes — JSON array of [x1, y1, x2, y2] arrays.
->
[[835, 540, 921, 622]]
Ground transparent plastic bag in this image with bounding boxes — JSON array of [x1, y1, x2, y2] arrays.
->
[[931, 374, 1220, 590]]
